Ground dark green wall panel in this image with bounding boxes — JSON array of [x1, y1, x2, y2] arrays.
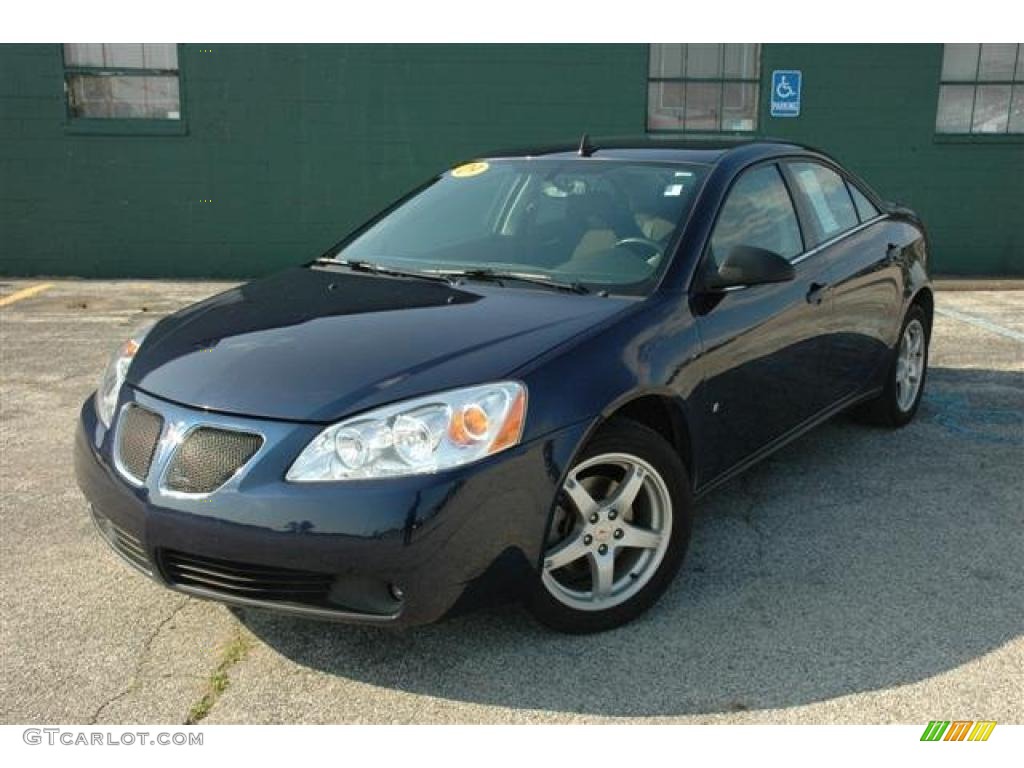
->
[[0, 43, 1020, 277]]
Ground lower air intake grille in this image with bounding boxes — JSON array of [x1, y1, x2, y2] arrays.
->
[[91, 507, 152, 575], [164, 428, 263, 494], [116, 405, 164, 483], [159, 550, 335, 607]]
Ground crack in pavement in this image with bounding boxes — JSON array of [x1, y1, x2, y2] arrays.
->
[[89, 596, 190, 724], [183, 625, 255, 724]]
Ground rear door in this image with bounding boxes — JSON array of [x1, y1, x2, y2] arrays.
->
[[690, 162, 834, 484], [782, 161, 901, 403]]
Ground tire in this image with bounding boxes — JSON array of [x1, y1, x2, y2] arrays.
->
[[857, 303, 930, 428], [525, 418, 693, 633]]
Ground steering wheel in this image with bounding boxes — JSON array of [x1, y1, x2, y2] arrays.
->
[[614, 237, 664, 262]]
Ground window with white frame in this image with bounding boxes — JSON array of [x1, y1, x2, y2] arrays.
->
[[63, 44, 181, 120], [647, 44, 761, 132], [935, 44, 1023, 134]]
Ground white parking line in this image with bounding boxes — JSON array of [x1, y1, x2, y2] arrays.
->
[[935, 306, 1024, 343]]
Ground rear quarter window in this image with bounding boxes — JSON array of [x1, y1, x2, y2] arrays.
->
[[847, 181, 880, 223]]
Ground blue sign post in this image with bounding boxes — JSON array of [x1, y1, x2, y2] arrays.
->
[[770, 70, 802, 117]]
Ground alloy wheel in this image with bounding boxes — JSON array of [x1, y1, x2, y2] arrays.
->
[[541, 453, 672, 612], [895, 318, 926, 412]]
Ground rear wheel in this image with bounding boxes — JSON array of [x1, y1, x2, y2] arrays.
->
[[525, 419, 692, 633], [857, 303, 930, 427]]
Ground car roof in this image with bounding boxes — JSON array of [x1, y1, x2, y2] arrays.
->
[[480, 136, 825, 168]]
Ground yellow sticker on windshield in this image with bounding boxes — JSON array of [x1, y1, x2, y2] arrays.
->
[[451, 161, 489, 178]]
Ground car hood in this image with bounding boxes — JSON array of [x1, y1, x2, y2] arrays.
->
[[128, 267, 633, 422]]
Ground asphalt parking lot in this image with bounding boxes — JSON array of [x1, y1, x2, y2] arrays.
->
[[1, 279, 1021, 725]]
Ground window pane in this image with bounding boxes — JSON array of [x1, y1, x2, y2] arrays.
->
[[685, 82, 721, 130], [649, 44, 684, 78], [646, 82, 685, 130], [142, 44, 178, 70], [711, 165, 802, 263], [941, 44, 979, 81], [1010, 86, 1024, 133], [723, 44, 759, 78], [686, 44, 722, 78], [972, 85, 1011, 133], [64, 44, 105, 67], [847, 182, 879, 223], [935, 84, 975, 132], [789, 162, 859, 243], [102, 44, 145, 68], [142, 76, 180, 115], [67, 75, 113, 118], [978, 43, 1017, 80], [67, 75, 180, 119], [1017, 47, 1024, 81], [721, 82, 758, 131], [108, 77, 147, 117]]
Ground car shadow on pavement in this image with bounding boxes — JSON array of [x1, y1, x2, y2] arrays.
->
[[237, 366, 1023, 717]]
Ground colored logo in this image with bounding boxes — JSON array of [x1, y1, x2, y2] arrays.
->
[[451, 162, 489, 178], [920, 720, 996, 742]]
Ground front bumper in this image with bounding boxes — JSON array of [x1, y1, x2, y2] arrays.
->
[[75, 388, 589, 626]]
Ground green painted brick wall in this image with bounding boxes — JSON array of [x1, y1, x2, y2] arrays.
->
[[0, 43, 1021, 278]]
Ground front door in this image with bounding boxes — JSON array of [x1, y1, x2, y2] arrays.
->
[[689, 162, 832, 485]]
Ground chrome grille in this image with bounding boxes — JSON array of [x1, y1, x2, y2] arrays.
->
[[91, 507, 152, 575], [164, 427, 262, 494], [116, 405, 164, 483], [159, 550, 335, 606]]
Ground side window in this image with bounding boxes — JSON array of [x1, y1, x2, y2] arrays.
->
[[847, 181, 880, 223], [710, 164, 803, 266], [788, 162, 859, 245]]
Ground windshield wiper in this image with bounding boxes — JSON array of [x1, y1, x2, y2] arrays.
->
[[314, 257, 455, 285], [435, 268, 590, 295]]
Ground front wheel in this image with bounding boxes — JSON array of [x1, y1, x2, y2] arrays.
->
[[525, 419, 692, 633]]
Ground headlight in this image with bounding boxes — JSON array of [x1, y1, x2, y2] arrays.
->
[[287, 382, 527, 482], [95, 324, 152, 428]]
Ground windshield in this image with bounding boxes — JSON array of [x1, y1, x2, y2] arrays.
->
[[334, 158, 708, 295]]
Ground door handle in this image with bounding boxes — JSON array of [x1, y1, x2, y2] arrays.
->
[[806, 282, 830, 305]]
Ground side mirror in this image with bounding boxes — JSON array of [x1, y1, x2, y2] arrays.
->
[[703, 245, 795, 291]]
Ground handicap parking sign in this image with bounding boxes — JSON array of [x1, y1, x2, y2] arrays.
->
[[771, 70, 802, 117]]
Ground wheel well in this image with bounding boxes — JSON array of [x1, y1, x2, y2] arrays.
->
[[605, 395, 693, 480], [911, 286, 934, 330]]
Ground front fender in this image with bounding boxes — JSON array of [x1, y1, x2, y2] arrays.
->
[[514, 296, 702, 442]]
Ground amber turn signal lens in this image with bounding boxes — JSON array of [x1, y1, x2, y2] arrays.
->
[[489, 389, 526, 454]]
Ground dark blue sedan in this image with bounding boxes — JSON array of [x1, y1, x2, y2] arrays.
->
[[75, 139, 932, 633]]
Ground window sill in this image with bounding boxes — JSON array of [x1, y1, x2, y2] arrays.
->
[[933, 133, 1023, 145], [64, 118, 188, 137]]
